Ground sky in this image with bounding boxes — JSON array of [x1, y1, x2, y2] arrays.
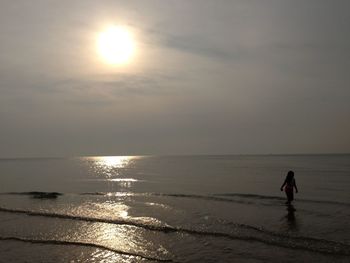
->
[[0, 0, 349, 157]]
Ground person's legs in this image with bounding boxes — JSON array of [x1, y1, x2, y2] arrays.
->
[[286, 190, 294, 204]]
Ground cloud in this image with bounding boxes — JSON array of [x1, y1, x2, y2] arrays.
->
[[1, 0, 350, 155]]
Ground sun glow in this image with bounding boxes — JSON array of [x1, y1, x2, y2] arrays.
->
[[93, 156, 133, 169], [97, 26, 135, 65]]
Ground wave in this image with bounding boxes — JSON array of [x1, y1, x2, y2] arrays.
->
[[76, 192, 276, 206], [0, 236, 174, 262], [215, 193, 350, 206], [80, 192, 136, 197], [0, 206, 349, 256], [2, 191, 349, 207], [78, 192, 350, 207], [221, 220, 348, 249], [216, 193, 285, 200], [146, 192, 350, 207], [151, 193, 257, 205]]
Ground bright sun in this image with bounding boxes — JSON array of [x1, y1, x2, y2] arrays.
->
[[97, 26, 135, 65]]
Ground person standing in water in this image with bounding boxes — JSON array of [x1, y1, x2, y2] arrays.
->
[[280, 170, 298, 204]]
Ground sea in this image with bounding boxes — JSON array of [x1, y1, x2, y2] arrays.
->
[[0, 155, 349, 262]]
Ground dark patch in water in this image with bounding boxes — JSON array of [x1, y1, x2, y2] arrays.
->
[[3, 192, 62, 199]]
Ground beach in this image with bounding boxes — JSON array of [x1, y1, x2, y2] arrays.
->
[[0, 155, 349, 262]]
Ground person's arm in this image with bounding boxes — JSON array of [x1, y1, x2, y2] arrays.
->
[[294, 179, 298, 193], [280, 179, 286, 191]]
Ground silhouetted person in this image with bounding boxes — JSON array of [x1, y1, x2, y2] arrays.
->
[[280, 170, 298, 204]]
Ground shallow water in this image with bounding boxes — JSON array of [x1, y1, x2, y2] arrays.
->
[[0, 155, 349, 262]]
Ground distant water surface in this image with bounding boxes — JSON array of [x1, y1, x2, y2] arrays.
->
[[0, 155, 349, 262]]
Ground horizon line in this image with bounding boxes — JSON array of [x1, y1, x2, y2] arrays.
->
[[0, 152, 349, 160]]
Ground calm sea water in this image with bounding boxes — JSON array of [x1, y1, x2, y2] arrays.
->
[[0, 155, 349, 262]]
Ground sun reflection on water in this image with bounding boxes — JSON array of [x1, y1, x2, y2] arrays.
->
[[91, 223, 158, 262], [81, 200, 168, 262], [93, 156, 134, 171], [85, 156, 139, 177], [81, 156, 142, 191]]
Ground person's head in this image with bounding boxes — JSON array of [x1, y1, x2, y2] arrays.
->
[[286, 170, 294, 181]]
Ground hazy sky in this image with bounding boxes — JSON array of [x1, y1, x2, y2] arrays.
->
[[0, 0, 349, 157]]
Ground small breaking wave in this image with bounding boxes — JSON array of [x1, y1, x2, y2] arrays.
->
[[0, 206, 349, 256], [215, 193, 350, 206], [150, 192, 350, 207], [0, 236, 174, 262], [152, 193, 256, 205], [80, 192, 137, 197], [2, 191, 349, 207], [78, 192, 350, 207]]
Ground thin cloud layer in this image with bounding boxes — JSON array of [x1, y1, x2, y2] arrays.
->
[[0, 0, 349, 156]]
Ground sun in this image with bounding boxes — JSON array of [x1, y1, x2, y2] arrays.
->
[[97, 26, 135, 65]]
